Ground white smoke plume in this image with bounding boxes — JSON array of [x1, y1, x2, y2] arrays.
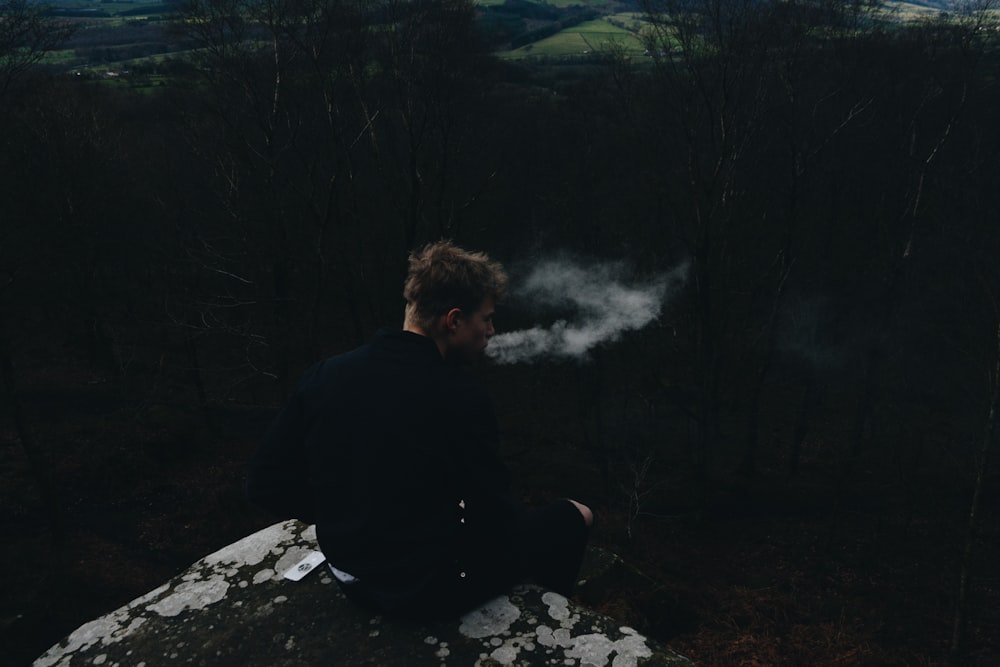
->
[[486, 257, 689, 365]]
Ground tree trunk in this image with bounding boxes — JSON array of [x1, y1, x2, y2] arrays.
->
[[949, 321, 1000, 664], [576, 353, 610, 503], [740, 258, 792, 477], [787, 366, 821, 477], [0, 311, 64, 547]]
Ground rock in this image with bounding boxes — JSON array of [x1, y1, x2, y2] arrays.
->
[[34, 520, 695, 666]]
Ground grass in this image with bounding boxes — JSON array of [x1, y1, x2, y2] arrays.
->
[[499, 16, 646, 59], [884, 1, 949, 21], [40, 49, 82, 65], [882, 1, 1000, 25], [37, 0, 186, 71], [475, 0, 608, 6]]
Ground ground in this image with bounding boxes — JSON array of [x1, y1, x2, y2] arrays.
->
[[1, 360, 997, 667]]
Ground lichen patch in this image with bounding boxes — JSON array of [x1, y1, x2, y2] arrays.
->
[[253, 569, 276, 585], [201, 521, 299, 570], [147, 576, 231, 617], [34, 606, 142, 667], [458, 596, 520, 639]]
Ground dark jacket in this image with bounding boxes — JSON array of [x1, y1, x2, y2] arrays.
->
[[247, 328, 519, 587]]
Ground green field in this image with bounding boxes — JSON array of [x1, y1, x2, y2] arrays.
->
[[35, 0, 183, 71], [500, 15, 646, 59], [476, 0, 611, 6], [47, 0, 177, 21], [36, 0, 1000, 71], [883, 1, 1000, 23]]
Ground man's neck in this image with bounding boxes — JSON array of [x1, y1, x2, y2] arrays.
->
[[403, 315, 447, 359]]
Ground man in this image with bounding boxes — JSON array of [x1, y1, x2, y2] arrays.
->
[[247, 241, 593, 619]]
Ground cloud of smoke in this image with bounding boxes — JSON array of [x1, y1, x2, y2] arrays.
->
[[486, 257, 689, 365]]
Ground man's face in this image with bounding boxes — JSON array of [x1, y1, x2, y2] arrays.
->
[[448, 296, 496, 363]]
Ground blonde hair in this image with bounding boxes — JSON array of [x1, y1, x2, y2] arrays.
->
[[403, 241, 508, 330]]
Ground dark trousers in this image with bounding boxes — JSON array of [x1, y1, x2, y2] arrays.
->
[[338, 499, 590, 620]]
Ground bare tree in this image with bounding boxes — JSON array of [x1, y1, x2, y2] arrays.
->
[[0, 280, 65, 545], [364, 0, 496, 249], [171, 0, 499, 398], [950, 318, 1000, 663], [0, 0, 75, 96], [630, 0, 886, 496], [634, 0, 781, 502], [171, 0, 378, 394]]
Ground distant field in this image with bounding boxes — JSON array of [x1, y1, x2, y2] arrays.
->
[[500, 16, 646, 59], [37, 0, 998, 72], [528, 0, 604, 8], [880, 0, 1000, 22], [884, 1, 947, 21], [497, 1, 1000, 60], [37, 0, 183, 70], [477, 0, 612, 6], [47, 0, 178, 20]]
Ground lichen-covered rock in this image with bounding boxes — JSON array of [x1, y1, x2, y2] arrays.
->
[[34, 520, 695, 666]]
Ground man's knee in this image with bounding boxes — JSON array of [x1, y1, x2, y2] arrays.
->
[[567, 499, 594, 527]]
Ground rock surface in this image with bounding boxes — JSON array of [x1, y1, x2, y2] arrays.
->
[[35, 520, 695, 666]]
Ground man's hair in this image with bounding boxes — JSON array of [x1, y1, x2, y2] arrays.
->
[[404, 241, 508, 329]]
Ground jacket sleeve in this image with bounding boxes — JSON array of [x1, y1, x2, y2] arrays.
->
[[246, 386, 318, 525]]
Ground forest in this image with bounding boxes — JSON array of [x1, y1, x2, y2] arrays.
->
[[2, 0, 999, 664]]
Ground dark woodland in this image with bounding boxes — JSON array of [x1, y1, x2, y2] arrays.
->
[[2, 0, 999, 664]]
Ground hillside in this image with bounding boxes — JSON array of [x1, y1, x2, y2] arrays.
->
[[34, 0, 988, 75]]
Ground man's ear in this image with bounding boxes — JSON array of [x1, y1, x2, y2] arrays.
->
[[444, 307, 463, 333]]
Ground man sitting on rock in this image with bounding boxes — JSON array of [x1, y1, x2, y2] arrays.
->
[[247, 240, 594, 619]]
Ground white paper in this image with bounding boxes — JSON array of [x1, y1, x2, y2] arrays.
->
[[283, 550, 327, 581]]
